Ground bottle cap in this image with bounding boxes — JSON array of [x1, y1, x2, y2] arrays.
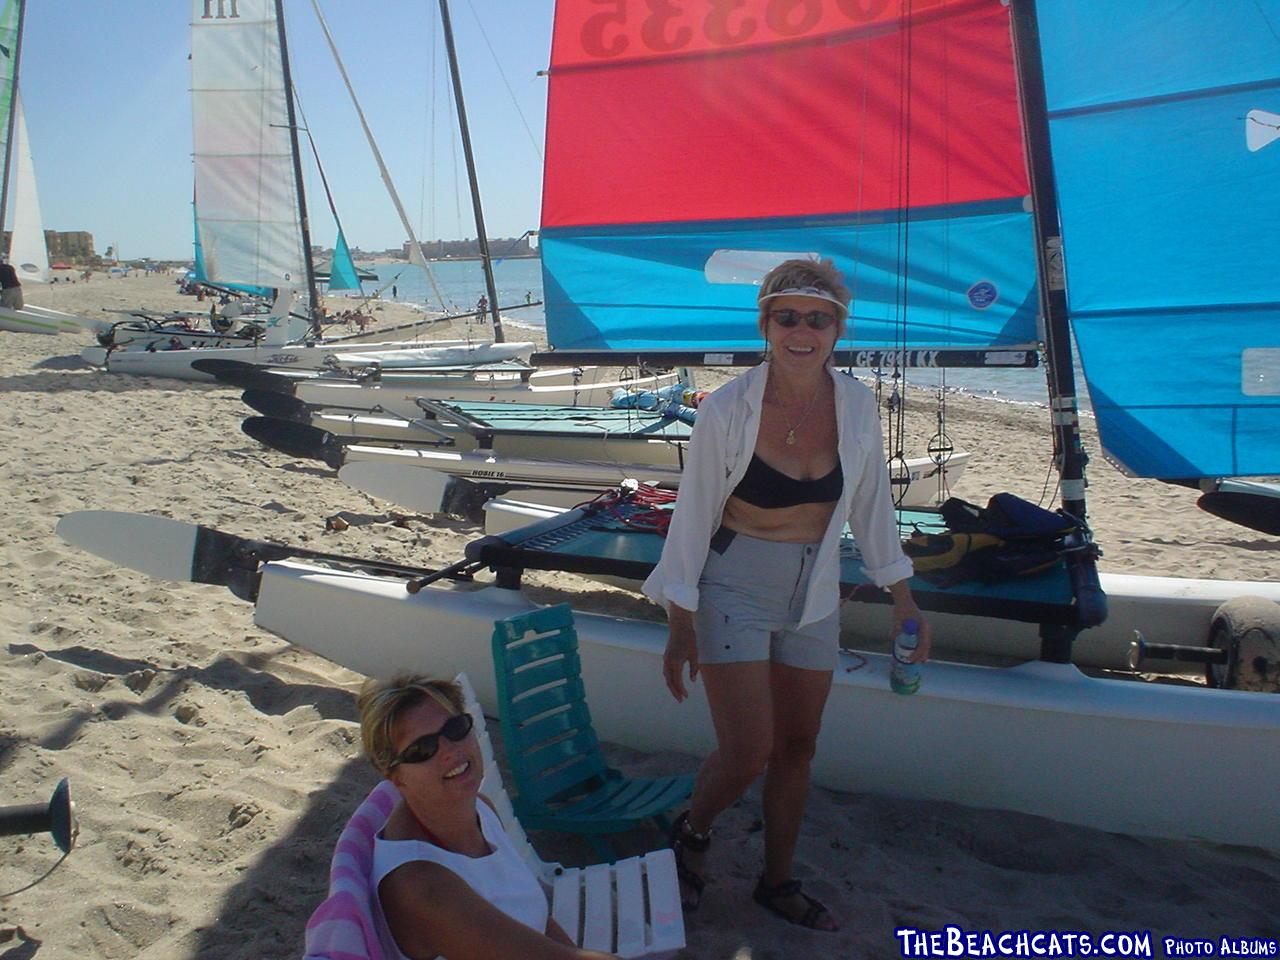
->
[[902, 618, 919, 634]]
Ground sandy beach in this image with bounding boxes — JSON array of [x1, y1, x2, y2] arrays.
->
[[0, 274, 1275, 958]]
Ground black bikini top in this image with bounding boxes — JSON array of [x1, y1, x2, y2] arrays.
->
[[731, 453, 843, 509]]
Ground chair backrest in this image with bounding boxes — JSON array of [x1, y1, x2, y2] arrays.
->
[[456, 673, 560, 883], [491, 604, 611, 810]]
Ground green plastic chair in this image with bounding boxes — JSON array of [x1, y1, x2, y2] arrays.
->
[[491, 604, 694, 861]]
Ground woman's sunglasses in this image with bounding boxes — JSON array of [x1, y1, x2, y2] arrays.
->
[[768, 308, 838, 331], [388, 712, 474, 769]]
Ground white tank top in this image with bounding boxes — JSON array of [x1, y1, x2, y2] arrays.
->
[[370, 799, 548, 960]]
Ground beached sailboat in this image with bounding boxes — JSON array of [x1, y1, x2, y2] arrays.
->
[[57, 1, 1280, 850], [0, 1, 102, 337], [84, 0, 527, 381], [196, 355, 682, 414]]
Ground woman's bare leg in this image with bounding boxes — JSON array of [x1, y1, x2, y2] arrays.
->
[[759, 661, 837, 929]]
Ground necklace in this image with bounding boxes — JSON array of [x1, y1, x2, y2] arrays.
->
[[775, 377, 826, 445]]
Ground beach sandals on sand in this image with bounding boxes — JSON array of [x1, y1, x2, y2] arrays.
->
[[752, 876, 837, 931], [669, 811, 711, 911]]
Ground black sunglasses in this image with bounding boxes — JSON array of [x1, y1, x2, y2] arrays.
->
[[388, 712, 474, 769], [768, 308, 838, 331]]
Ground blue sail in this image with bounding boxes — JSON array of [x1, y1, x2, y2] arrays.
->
[[1038, 2, 1280, 478], [325, 228, 362, 291]]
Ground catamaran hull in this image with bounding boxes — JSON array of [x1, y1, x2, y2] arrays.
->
[[326, 417, 687, 467], [81, 339, 536, 383], [0, 304, 96, 336], [253, 559, 1280, 850], [293, 369, 678, 413]]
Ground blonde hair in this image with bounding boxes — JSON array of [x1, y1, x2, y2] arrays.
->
[[357, 673, 465, 776], [756, 257, 851, 340]]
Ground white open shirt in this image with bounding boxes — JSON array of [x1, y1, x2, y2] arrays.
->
[[641, 362, 913, 629]]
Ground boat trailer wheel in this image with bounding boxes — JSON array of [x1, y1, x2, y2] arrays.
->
[[1205, 596, 1280, 692]]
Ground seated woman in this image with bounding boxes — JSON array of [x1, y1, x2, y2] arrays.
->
[[358, 673, 616, 960]]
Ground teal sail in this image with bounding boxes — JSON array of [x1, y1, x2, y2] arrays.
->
[[191, 194, 274, 299], [191, 198, 207, 280], [325, 228, 361, 291]]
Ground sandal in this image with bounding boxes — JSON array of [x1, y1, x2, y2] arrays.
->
[[752, 876, 837, 931], [668, 812, 711, 911]]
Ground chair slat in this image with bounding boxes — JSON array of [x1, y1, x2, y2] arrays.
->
[[507, 677, 587, 724], [643, 850, 685, 952], [613, 857, 647, 958], [581, 863, 615, 953], [551, 869, 582, 946], [513, 701, 596, 751], [500, 633, 577, 673]]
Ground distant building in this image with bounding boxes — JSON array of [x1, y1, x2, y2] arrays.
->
[[46, 231, 95, 261], [3, 229, 95, 262], [403, 235, 537, 260]]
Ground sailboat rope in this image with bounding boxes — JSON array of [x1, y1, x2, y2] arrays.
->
[[307, 0, 450, 315]]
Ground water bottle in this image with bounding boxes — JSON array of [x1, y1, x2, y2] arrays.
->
[[890, 619, 922, 696]]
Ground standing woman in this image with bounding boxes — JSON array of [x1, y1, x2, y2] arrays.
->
[[642, 258, 931, 931]]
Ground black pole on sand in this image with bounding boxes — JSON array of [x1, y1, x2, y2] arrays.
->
[[437, 0, 506, 344]]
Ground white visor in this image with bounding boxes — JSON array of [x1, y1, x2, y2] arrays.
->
[[757, 285, 849, 315]]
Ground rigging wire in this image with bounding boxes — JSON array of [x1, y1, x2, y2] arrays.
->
[[307, 0, 450, 314], [884, 0, 915, 508], [462, 0, 543, 162]]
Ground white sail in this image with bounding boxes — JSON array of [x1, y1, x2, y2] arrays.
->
[[8, 89, 46, 283], [189, 0, 306, 292]]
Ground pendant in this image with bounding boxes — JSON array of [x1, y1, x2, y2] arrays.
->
[[785, 429, 797, 445]]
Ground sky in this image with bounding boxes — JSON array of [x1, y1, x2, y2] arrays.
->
[[18, 0, 554, 261]]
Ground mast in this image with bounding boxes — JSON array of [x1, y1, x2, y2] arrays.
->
[[274, 0, 321, 332], [0, 0, 26, 257], [436, 0, 505, 343], [1009, 0, 1105, 662]]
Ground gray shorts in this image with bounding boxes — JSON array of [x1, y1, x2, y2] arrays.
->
[[694, 526, 840, 671]]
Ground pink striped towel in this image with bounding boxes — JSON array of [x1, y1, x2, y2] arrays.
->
[[302, 780, 400, 960]]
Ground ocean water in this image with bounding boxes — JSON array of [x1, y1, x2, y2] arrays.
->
[[370, 259, 1090, 411]]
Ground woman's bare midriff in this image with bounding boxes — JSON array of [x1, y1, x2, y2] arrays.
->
[[720, 495, 836, 543]]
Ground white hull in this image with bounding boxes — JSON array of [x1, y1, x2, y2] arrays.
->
[[82, 338, 535, 383], [342, 445, 684, 491], [293, 368, 678, 414], [253, 559, 1280, 850], [478, 498, 1280, 671], [323, 415, 687, 467], [0, 303, 96, 336]]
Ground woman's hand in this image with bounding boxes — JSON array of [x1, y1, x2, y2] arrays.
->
[[663, 605, 699, 702], [888, 581, 932, 662]]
